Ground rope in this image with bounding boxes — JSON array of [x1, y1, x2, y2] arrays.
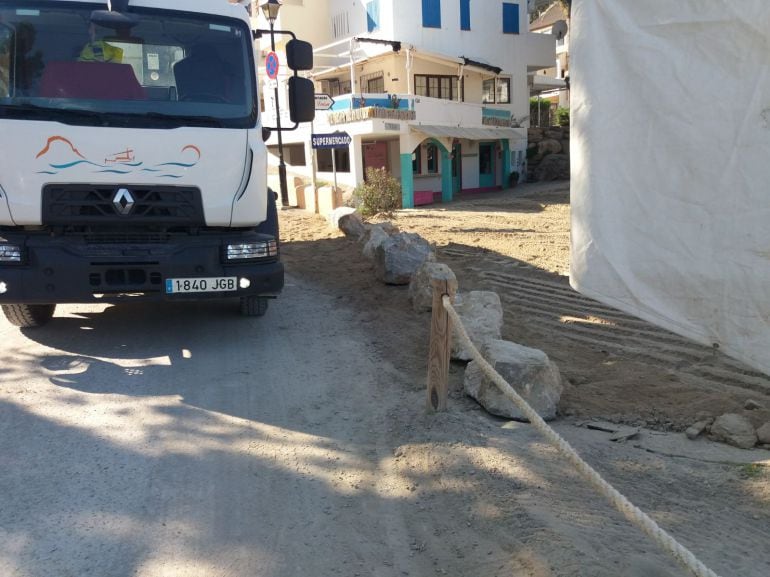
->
[[442, 295, 723, 577]]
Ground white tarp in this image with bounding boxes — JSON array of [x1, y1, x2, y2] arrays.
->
[[570, 0, 770, 375]]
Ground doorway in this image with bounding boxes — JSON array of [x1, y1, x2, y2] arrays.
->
[[451, 142, 462, 194], [479, 142, 495, 188]]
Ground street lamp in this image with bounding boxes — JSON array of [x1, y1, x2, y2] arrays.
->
[[260, 0, 290, 208]]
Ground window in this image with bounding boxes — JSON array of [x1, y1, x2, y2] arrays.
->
[[426, 144, 438, 174], [332, 11, 350, 39], [414, 74, 459, 101], [412, 146, 422, 174], [366, 0, 380, 32], [482, 78, 495, 103], [460, 0, 471, 31], [422, 0, 441, 28], [496, 77, 510, 103], [502, 2, 519, 34], [361, 71, 385, 93], [317, 148, 350, 172]]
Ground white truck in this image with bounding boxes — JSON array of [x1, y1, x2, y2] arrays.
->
[[0, 0, 313, 327]]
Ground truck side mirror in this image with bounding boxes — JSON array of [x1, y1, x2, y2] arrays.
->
[[288, 77, 315, 123], [286, 39, 313, 71]]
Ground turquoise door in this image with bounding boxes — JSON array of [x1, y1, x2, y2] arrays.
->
[[479, 143, 495, 188], [452, 142, 462, 194]]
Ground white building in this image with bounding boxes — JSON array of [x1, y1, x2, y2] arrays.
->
[[253, 0, 556, 207]]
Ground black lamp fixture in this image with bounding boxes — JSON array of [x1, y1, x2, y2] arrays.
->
[[260, 0, 281, 23]]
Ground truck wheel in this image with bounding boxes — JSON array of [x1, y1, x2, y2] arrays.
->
[[2, 304, 56, 328], [240, 296, 268, 317]]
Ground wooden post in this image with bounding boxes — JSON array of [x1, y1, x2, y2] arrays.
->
[[426, 271, 458, 412]]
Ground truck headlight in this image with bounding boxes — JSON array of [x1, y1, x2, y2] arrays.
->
[[225, 240, 278, 261], [0, 244, 22, 263]]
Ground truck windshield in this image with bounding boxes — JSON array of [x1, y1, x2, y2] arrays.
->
[[0, 3, 257, 128]]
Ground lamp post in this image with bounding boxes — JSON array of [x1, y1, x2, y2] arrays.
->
[[260, 0, 289, 208]]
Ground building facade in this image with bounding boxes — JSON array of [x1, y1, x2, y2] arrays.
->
[[254, 0, 556, 207]]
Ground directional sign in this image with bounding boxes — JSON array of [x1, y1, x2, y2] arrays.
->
[[265, 51, 280, 80], [311, 132, 352, 149], [314, 93, 335, 111]]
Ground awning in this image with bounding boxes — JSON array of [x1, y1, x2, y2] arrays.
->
[[412, 124, 525, 141]]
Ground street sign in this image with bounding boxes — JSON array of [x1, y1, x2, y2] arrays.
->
[[314, 93, 335, 111], [265, 51, 280, 80], [311, 132, 352, 149]]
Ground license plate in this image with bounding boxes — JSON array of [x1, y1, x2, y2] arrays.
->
[[165, 277, 237, 294]]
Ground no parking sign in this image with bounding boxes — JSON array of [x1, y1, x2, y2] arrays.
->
[[265, 51, 280, 80]]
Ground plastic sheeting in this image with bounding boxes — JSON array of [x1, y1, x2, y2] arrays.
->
[[570, 0, 770, 376]]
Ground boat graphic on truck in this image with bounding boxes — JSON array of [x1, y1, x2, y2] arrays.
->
[[0, 0, 314, 326]]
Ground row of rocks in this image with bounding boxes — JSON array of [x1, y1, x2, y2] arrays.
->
[[685, 402, 770, 450], [333, 207, 564, 422]]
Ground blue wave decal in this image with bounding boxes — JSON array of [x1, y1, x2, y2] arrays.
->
[[159, 174, 183, 179], [95, 169, 132, 174], [141, 168, 161, 172], [119, 161, 144, 167], [50, 160, 104, 169], [37, 170, 59, 174], [156, 162, 197, 168]]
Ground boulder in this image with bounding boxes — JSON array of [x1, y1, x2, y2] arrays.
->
[[757, 422, 770, 445], [710, 413, 758, 449], [450, 291, 504, 361], [685, 420, 709, 440], [362, 223, 395, 259], [527, 128, 544, 143], [408, 262, 456, 313], [545, 129, 564, 141], [744, 399, 764, 411], [537, 138, 562, 156], [373, 232, 435, 285], [534, 154, 570, 181], [464, 340, 562, 421], [560, 140, 570, 156], [330, 208, 367, 239]]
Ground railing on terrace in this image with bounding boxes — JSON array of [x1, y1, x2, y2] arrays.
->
[[323, 93, 517, 128]]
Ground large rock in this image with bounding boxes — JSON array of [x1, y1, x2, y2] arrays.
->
[[464, 340, 562, 421], [527, 128, 544, 143], [408, 262, 456, 313], [329, 207, 360, 232], [534, 154, 570, 181], [373, 232, 435, 285], [757, 422, 770, 445], [710, 414, 758, 449], [545, 128, 564, 141], [362, 223, 395, 259], [451, 291, 503, 361], [537, 138, 562, 156]]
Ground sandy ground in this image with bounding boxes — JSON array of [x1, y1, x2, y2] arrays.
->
[[0, 185, 768, 577], [305, 182, 770, 433], [279, 182, 770, 576]]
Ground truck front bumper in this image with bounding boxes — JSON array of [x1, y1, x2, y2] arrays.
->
[[0, 230, 284, 304]]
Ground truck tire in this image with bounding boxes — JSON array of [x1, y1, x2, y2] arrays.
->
[[240, 296, 268, 317], [2, 304, 56, 328]]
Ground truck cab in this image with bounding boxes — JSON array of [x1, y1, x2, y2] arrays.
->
[[0, 0, 308, 326]]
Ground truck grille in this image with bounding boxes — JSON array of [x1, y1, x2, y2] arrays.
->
[[42, 184, 204, 226]]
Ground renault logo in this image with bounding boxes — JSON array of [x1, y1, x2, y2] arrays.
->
[[113, 188, 135, 216]]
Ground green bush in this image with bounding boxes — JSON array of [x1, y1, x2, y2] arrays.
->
[[557, 107, 570, 127], [352, 167, 402, 218]]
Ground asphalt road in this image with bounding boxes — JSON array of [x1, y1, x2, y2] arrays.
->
[[0, 276, 417, 577]]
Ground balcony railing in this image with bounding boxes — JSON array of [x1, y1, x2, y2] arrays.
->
[[321, 93, 515, 128]]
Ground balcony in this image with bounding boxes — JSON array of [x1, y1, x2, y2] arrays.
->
[[320, 94, 516, 129]]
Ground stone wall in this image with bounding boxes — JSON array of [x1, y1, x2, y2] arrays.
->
[[527, 126, 570, 182]]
